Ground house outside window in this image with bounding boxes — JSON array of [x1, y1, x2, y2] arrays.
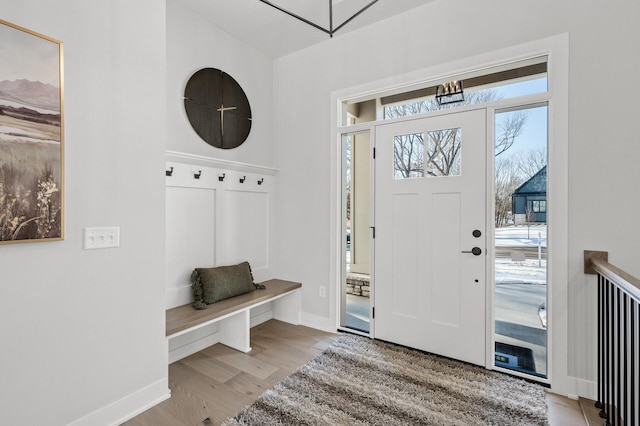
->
[[512, 165, 547, 224]]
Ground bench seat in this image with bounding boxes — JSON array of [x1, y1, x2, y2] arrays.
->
[[166, 279, 301, 363]]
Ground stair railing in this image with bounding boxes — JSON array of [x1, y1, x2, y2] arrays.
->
[[585, 250, 640, 426]]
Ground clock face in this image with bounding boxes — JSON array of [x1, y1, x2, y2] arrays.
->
[[184, 68, 252, 149]]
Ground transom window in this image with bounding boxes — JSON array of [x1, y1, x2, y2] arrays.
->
[[340, 57, 548, 127]]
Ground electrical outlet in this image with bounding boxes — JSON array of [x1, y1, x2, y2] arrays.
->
[[319, 286, 326, 298], [84, 227, 120, 249]]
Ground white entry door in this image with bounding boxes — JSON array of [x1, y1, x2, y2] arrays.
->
[[374, 109, 487, 366]]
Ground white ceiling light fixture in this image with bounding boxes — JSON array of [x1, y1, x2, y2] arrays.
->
[[258, 0, 380, 37]]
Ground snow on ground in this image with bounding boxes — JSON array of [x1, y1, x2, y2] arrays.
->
[[495, 225, 547, 284], [495, 225, 546, 247], [495, 258, 547, 284]]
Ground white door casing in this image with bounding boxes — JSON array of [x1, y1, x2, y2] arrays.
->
[[374, 109, 487, 366]]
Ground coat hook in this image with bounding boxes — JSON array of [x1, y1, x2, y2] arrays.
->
[[257, 178, 264, 185], [239, 175, 246, 183], [218, 173, 226, 182], [194, 170, 202, 179], [166, 166, 174, 177]]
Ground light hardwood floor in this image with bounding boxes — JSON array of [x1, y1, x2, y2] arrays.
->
[[124, 320, 586, 426]]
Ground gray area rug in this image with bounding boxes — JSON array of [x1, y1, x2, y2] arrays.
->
[[223, 334, 548, 425]]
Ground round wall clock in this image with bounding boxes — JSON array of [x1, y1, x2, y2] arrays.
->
[[183, 68, 252, 149]]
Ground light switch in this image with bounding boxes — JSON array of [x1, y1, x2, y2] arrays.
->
[[84, 227, 120, 249]]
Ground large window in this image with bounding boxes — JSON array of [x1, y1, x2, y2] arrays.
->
[[494, 104, 548, 378]]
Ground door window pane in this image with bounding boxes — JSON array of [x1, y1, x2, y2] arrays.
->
[[393, 128, 463, 179], [394, 133, 424, 179], [426, 128, 461, 177]]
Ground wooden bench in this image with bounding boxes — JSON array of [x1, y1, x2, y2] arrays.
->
[[166, 279, 301, 363]]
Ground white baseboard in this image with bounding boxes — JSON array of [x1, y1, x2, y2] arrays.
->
[[68, 378, 170, 426], [300, 312, 335, 333], [567, 376, 597, 400]]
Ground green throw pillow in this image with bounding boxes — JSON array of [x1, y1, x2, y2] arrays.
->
[[191, 261, 255, 310]]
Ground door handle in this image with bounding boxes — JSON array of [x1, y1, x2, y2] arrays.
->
[[461, 247, 482, 256]]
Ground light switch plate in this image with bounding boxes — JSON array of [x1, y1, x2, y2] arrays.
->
[[84, 227, 120, 249]]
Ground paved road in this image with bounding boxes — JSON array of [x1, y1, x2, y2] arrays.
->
[[495, 283, 547, 375]]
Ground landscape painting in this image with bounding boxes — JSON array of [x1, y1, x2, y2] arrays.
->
[[0, 19, 63, 244]]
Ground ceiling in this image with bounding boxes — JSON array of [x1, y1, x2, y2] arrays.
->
[[174, 0, 434, 58]]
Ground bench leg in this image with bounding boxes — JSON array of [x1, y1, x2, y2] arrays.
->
[[219, 310, 251, 352], [273, 289, 301, 325]]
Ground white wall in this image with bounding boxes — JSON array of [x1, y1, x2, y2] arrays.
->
[[163, 0, 281, 375], [0, 1, 168, 425], [166, 0, 275, 168], [273, 0, 640, 396], [164, 160, 277, 309]]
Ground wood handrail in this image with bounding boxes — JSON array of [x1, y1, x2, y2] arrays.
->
[[589, 256, 640, 303]]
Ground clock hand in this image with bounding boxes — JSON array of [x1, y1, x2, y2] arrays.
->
[[217, 105, 237, 137]]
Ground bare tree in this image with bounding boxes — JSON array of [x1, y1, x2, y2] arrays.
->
[[525, 206, 536, 238], [426, 128, 461, 176], [495, 110, 527, 156], [516, 147, 547, 178], [494, 157, 524, 227], [393, 133, 424, 178]]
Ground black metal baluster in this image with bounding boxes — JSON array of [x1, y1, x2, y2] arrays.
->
[[602, 278, 610, 422], [632, 300, 637, 426], [622, 294, 627, 426], [597, 274, 604, 411], [610, 284, 615, 426], [609, 280, 613, 425], [608, 279, 613, 426], [615, 287, 621, 426]]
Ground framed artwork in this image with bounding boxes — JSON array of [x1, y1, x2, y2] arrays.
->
[[0, 19, 64, 244]]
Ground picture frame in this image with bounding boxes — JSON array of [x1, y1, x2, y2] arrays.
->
[[0, 19, 64, 244]]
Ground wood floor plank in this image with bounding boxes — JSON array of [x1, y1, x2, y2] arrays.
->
[[173, 376, 254, 425], [160, 385, 212, 426], [215, 352, 279, 380], [125, 320, 585, 426], [124, 401, 188, 426], [223, 371, 280, 400], [546, 392, 587, 426], [579, 397, 604, 426], [252, 341, 325, 373], [179, 351, 242, 384]]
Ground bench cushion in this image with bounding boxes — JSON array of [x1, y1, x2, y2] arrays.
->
[[191, 261, 255, 309]]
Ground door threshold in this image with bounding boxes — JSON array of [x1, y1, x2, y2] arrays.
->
[[337, 326, 371, 338]]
